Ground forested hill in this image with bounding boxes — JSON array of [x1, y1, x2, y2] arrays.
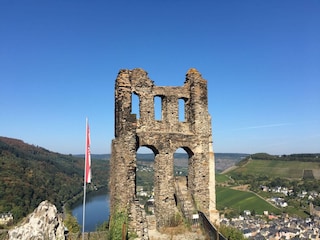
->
[[251, 153, 320, 161], [0, 137, 109, 223]]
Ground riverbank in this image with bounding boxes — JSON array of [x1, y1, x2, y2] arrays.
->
[[71, 192, 110, 232]]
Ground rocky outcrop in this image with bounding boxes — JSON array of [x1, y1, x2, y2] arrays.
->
[[8, 200, 65, 240]]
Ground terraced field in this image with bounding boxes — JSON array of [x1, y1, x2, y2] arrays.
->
[[216, 186, 281, 215], [229, 159, 320, 179]]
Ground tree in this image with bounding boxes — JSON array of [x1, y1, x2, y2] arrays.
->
[[64, 212, 80, 233], [219, 225, 246, 240], [251, 209, 256, 216]]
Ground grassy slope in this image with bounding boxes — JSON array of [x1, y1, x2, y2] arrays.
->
[[215, 174, 230, 183], [231, 159, 320, 179], [217, 155, 320, 217], [216, 186, 281, 215]]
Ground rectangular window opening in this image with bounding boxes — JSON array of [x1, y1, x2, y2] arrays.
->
[[154, 96, 162, 120], [131, 93, 140, 119], [179, 98, 185, 122]]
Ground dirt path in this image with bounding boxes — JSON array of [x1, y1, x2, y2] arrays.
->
[[148, 228, 206, 240], [220, 165, 237, 174], [147, 215, 206, 240]]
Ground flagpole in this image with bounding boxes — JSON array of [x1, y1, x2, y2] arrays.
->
[[82, 179, 87, 240], [82, 118, 88, 240]]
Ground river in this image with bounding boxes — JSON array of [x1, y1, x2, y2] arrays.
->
[[72, 193, 110, 232]]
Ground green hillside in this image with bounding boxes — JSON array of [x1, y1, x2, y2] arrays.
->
[[216, 186, 281, 215], [0, 137, 109, 223], [229, 153, 320, 179], [217, 153, 320, 218]]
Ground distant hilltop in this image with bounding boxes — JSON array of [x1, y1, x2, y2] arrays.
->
[[74, 152, 249, 173], [224, 152, 320, 180], [239, 152, 320, 164], [74, 152, 249, 161]]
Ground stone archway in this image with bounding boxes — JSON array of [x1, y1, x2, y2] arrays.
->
[[135, 146, 156, 198]]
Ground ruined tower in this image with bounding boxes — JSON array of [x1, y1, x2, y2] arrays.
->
[[110, 68, 219, 230]]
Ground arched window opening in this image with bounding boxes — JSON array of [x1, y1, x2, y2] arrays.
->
[[174, 147, 189, 177], [136, 146, 155, 214], [178, 98, 186, 122], [154, 95, 162, 120], [131, 92, 140, 119]]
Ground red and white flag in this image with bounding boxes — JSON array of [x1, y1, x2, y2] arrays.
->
[[85, 119, 91, 183]]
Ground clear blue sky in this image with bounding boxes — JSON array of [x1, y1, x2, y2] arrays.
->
[[1, 0, 319, 155]]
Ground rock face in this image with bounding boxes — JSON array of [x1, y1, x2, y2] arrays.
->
[[110, 68, 219, 231], [8, 200, 65, 240]]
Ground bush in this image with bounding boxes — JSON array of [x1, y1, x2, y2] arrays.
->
[[219, 224, 246, 240], [64, 212, 81, 233], [108, 210, 127, 240], [168, 212, 183, 227]]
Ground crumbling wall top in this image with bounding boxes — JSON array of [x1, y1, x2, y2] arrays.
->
[[184, 68, 207, 86]]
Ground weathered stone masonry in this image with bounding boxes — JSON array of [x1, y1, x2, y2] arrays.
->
[[110, 68, 219, 230]]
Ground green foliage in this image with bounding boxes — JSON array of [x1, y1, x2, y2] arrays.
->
[[303, 169, 315, 179], [96, 221, 109, 231], [219, 224, 246, 240], [268, 177, 290, 188], [128, 231, 138, 239], [90, 221, 111, 240], [108, 209, 127, 240], [64, 212, 81, 233], [281, 154, 320, 162], [0, 137, 109, 223], [251, 153, 277, 160], [250, 153, 320, 162], [285, 205, 308, 218]]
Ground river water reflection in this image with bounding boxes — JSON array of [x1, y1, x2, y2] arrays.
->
[[72, 193, 110, 232]]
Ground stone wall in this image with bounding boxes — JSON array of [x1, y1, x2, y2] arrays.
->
[[110, 68, 219, 230]]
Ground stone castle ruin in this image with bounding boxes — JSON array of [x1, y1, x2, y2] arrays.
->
[[110, 68, 219, 231]]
